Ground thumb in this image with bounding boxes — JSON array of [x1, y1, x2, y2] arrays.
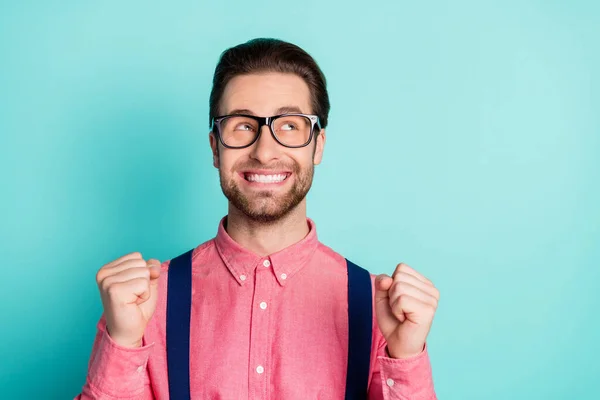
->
[[375, 274, 393, 299], [374, 274, 397, 336], [138, 259, 161, 317], [146, 259, 162, 283]]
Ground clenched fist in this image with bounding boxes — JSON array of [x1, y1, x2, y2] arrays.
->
[[374, 263, 439, 359], [95, 252, 162, 348]]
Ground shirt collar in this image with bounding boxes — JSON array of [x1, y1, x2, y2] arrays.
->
[[214, 216, 319, 286]]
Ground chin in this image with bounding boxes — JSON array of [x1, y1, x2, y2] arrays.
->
[[246, 202, 292, 222]]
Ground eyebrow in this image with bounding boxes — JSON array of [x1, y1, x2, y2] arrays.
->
[[227, 106, 306, 116]]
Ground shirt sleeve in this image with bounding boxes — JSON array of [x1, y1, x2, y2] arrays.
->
[[368, 335, 437, 400], [73, 315, 155, 400], [367, 273, 437, 400]]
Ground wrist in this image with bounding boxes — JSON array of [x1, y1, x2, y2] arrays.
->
[[106, 326, 143, 349], [385, 343, 425, 359]]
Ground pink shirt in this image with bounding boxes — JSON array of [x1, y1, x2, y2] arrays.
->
[[75, 218, 436, 399]]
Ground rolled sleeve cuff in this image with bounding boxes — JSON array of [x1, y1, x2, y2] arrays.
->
[[87, 328, 154, 397], [378, 345, 436, 400]]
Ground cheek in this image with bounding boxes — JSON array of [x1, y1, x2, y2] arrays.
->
[[293, 149, 315, 168], [217, 156, 238, 177], [219, 150, 244, 169]]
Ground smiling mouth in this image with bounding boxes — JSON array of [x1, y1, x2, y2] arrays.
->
[[243, 172, 291, 183]]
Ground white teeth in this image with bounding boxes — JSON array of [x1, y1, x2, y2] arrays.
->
[[246, 174, 287, 183]]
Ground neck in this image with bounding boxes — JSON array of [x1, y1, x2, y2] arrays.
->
[[225, 201, 310, 257]]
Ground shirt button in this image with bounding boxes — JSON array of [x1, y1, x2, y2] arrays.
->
[[386, 378, 395, 387], [263, 260, 271, 267], [259, 301, 267, 310], [239, 274, 246, 281], [280, 273, 287, 280], [256, 365, 264, 374]]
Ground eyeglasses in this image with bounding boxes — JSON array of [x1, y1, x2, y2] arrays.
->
[[211, 113, 322, 149]]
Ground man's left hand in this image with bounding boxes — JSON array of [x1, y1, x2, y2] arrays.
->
[[374, 263, 440, 359]]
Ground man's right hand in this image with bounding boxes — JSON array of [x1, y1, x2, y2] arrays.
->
[[96, 252, 162, 348]]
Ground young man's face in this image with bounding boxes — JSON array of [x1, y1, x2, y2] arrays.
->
[[210, 72, 326, 223]]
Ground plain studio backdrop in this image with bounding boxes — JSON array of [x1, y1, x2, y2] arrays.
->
[[0, 1, 598, 399]]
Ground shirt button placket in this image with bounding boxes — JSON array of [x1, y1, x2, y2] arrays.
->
[[249, 259, 271, 398]]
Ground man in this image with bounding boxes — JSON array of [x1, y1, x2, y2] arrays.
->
[[76, 38, 439, 399]]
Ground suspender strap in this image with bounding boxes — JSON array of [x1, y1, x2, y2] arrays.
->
[[344, 259, 373, 400], [166, 249, 193, 400]]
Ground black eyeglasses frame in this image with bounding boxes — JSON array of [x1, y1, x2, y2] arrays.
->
[[211, 113, 322, 149]]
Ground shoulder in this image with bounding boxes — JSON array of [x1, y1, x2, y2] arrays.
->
[[160, 238, 216, 272], [314, 241, 374, 279], [316, 241, 380, 294]]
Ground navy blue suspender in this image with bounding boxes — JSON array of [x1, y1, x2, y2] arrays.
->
[[344, 259, 373, 400], [166, 250, 373, 399], [166, 249, 193, 400]]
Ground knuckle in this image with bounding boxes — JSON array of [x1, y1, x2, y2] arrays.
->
[[397, 294, 409, 306], [100, 276, 113, 293], [133, 269, 151, 283], [395, 281, 408, 294], [96, 269, 105, 284], [119, 259, 136, 269], [390, 282, 403, 297], [105, 282, 120, 298], [131, 267, 149, 279], [427, 304, 437, 315]]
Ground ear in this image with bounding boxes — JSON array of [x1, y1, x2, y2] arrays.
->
[[313, 128, 326, 165], [209, 132, 220, 168]]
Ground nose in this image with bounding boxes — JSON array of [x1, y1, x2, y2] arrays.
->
[[249, 125, 281, 164]]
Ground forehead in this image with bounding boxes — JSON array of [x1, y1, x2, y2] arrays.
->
[[220, 72, 312, 116]]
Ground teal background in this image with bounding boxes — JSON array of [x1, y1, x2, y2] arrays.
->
[[1, 1, 598, 399]]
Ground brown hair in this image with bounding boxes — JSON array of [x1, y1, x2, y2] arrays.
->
[[209, 38, 330, 130]]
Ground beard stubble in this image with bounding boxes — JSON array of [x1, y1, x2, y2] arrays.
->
[[219, 159, 314, 224]]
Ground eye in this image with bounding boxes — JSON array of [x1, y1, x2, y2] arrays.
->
[[274, 116, 308, 133], [280, 123, 298, 131], [235, 123, 255, 132]]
